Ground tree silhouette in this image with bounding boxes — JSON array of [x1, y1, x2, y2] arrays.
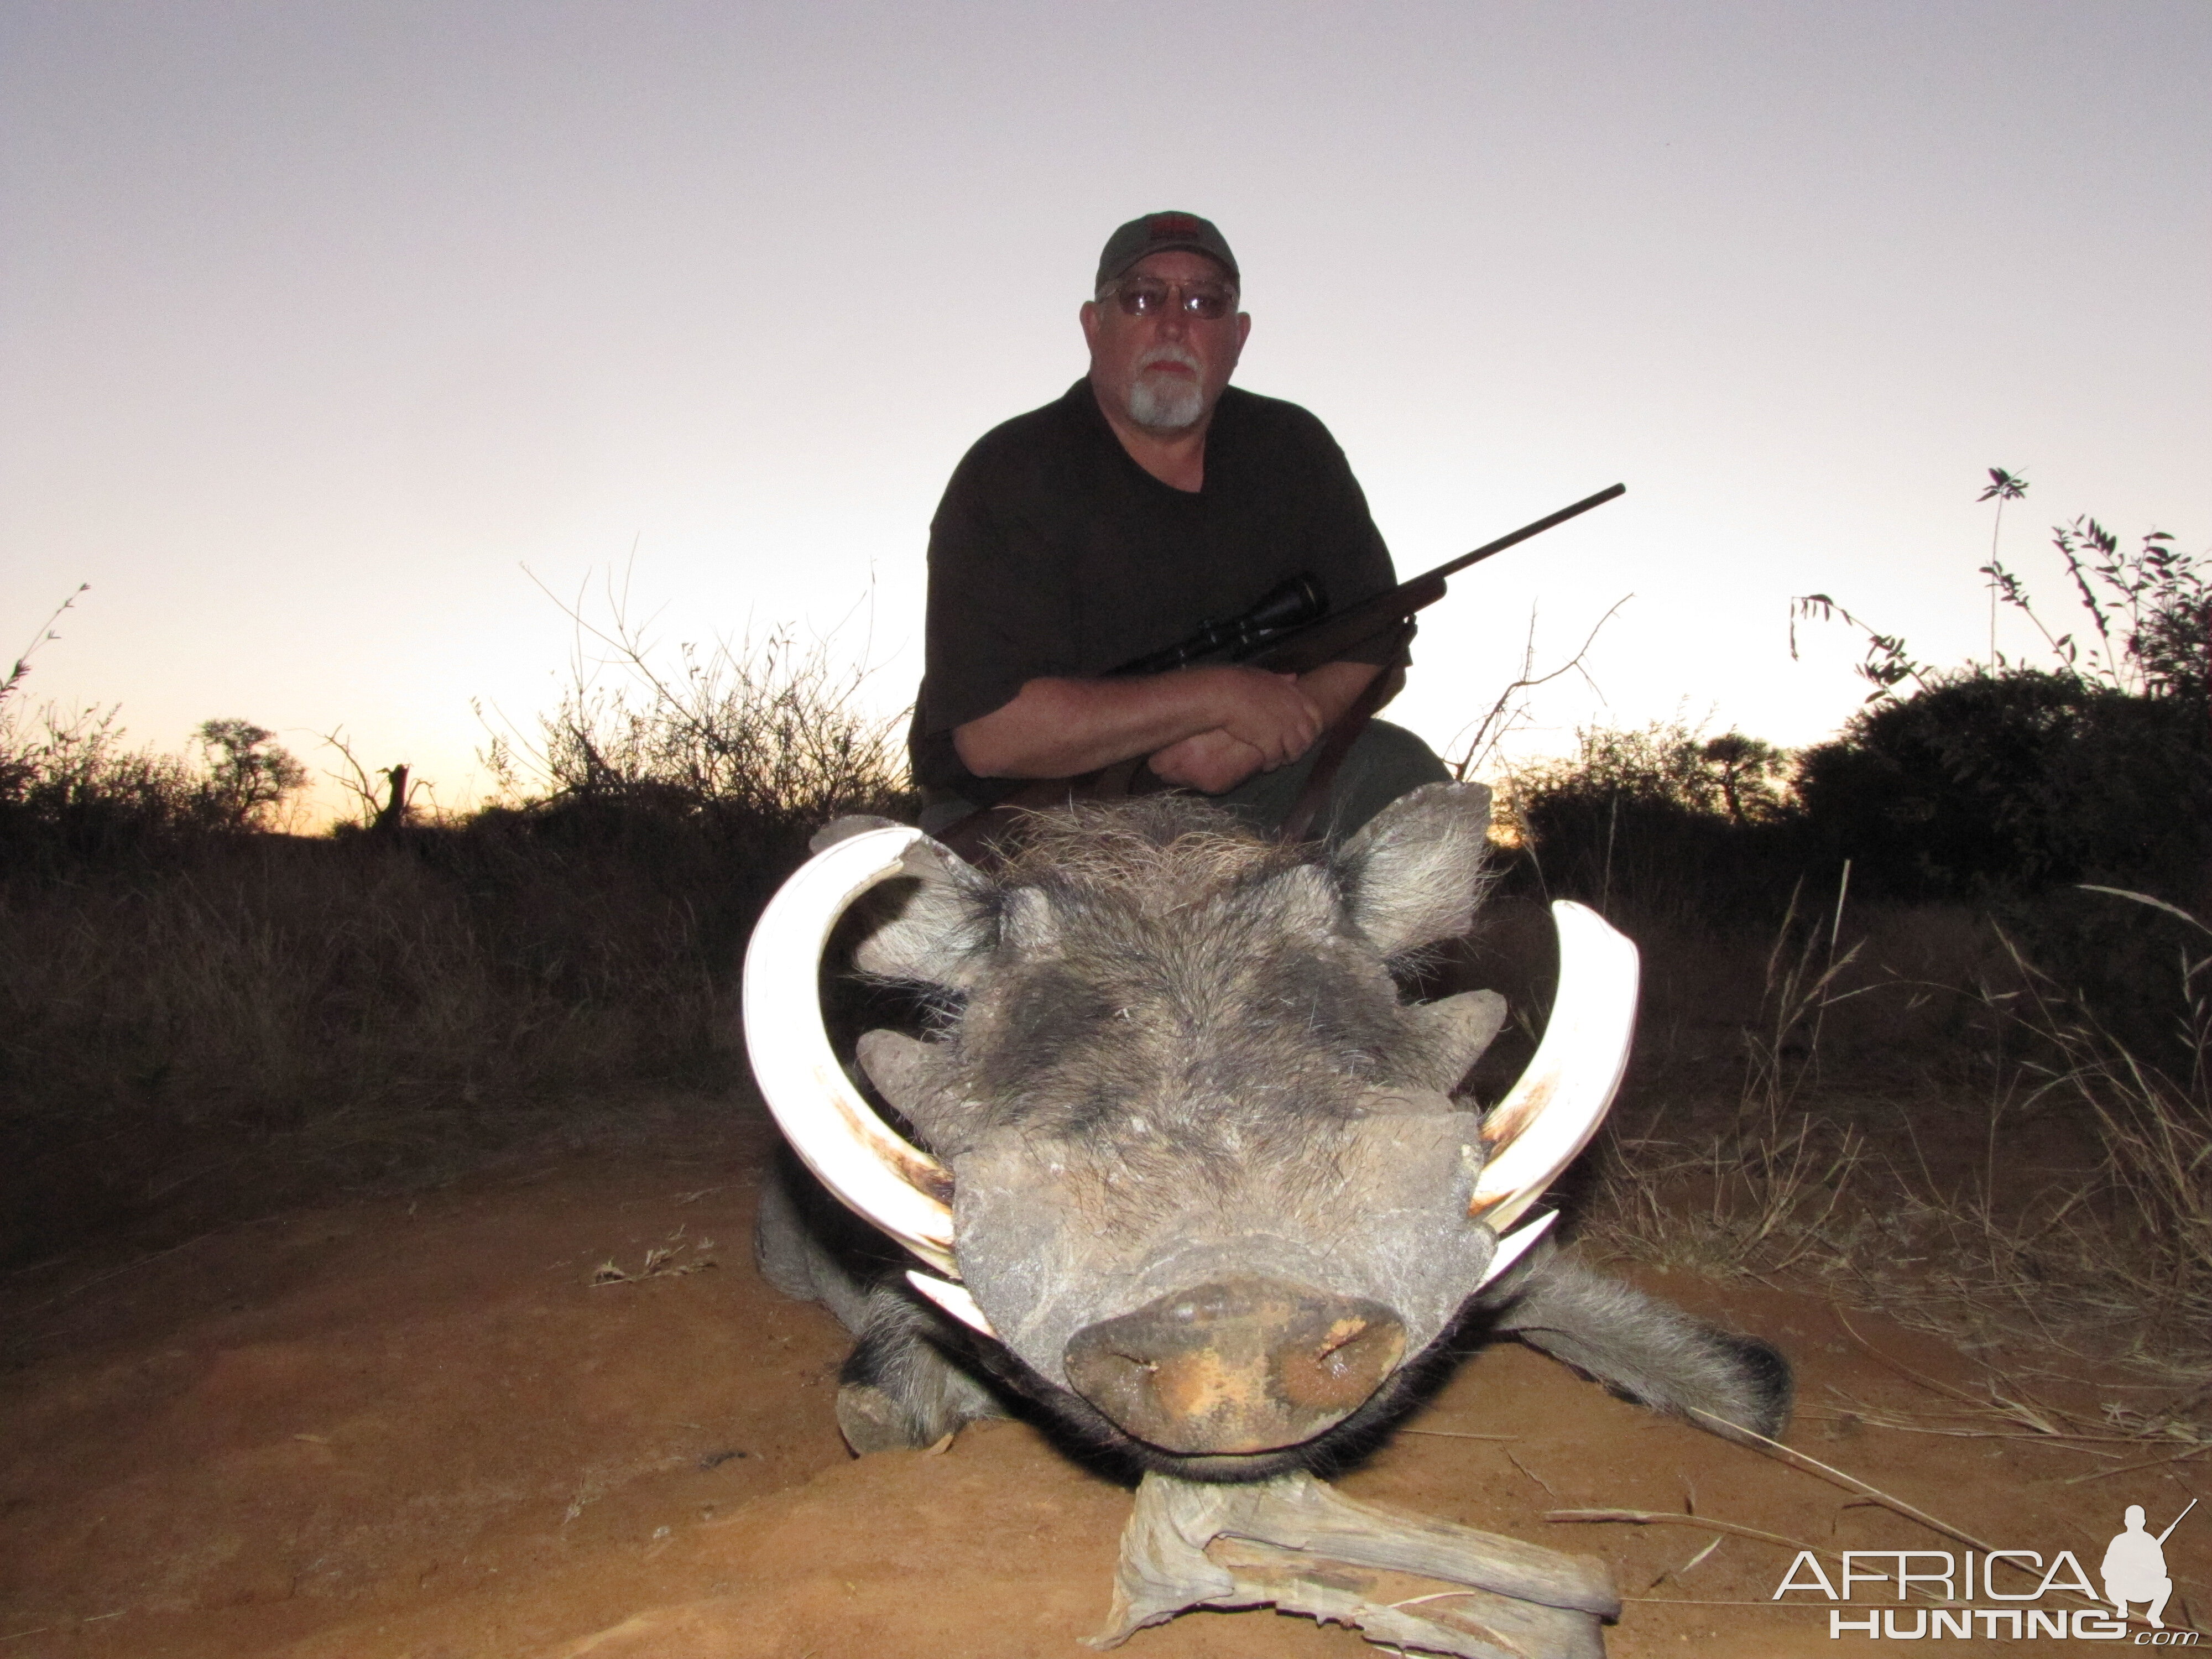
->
[[195, 719, 308, 827]]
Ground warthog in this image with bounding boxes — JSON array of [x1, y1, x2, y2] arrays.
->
[[745, 782, 1789, 1483]]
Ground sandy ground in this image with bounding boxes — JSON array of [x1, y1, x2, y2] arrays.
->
[[3, 1106, 2205, 1659]]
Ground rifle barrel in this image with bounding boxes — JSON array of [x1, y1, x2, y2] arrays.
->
[[1246, 482, 1625, 674], [1427, 482, 1626, 585]]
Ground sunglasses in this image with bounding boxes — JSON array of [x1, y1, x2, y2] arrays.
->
[[1105, 278, 1239, 322]]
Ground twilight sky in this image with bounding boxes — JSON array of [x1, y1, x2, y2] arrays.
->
[[3, 1, 2206, 817]]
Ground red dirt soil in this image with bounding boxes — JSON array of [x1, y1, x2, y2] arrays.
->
[[3, 1107, 2204, 1658]]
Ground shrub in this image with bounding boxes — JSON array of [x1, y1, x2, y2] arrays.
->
[[1796, 667, 2210, 905], [0, 703, 310, 868], [2023, 515, 2209, 705], [486, 624, 911, 830], [1790, 486, 2207, 908], [1497, 721, 1802, 928]]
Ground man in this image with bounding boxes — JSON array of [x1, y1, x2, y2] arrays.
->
[[909, 211, 1448, 841]]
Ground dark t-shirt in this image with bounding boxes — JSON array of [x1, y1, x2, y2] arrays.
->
[[909, 378, 1399, 801]]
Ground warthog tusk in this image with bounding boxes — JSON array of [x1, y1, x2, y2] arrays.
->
[[906, 1269, 998, 1337], [744, 825, 961, 1277], [1469, 901, 1639, 1233]]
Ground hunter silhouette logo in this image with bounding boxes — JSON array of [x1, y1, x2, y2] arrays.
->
[[2105, 1500, 2195, 1630], [1772, 1498, 2202, 1640]]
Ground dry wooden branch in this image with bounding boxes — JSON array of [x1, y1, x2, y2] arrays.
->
[[1091, 1470, 1618, 1659]]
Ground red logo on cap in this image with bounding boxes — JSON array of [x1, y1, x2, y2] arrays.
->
[[1149, 214, 1202, 240]]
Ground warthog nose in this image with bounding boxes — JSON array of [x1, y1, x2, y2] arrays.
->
[[1062, 1276, 1407, 1455]]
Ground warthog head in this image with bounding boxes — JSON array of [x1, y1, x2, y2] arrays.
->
[[744, 784, 1637, 1478]]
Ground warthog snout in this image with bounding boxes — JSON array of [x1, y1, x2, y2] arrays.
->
[[1062, 1276, 1408, 1454]]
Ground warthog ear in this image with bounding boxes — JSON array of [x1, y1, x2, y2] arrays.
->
[[1333, 781, 1494, 957], [851, 836, 991, 992], [1406, 989, 1507, 1093]]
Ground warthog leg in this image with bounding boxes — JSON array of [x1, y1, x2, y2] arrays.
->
[[1089, 1470, 1619, 1659]]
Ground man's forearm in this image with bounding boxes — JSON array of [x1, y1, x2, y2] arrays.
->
[[953, 660, 1389, 783], [953, 671, 1250, 779]]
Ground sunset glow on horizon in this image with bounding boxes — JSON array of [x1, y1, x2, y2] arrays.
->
[[4, 2, 2205, 821]]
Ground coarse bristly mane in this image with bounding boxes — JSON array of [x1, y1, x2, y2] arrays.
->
[[995, 797, 1314, 906]]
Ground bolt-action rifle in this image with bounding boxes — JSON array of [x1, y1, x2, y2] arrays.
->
[[940, 482, 1626, 852]]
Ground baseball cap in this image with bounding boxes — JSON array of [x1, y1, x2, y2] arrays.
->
[[1094, 211, 1240, 290]]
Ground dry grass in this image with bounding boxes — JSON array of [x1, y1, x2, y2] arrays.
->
[[1585, 871, 1879, 1280], [0, 623, 911, 1262], [1801, 1311, 2212, 1486], [0, 833, 739, 1255], [1580, 881, 2212, 1415], [1976, 892, 2212, 1348]]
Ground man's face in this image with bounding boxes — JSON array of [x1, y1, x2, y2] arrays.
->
[[1081, 250, 1250, 437]]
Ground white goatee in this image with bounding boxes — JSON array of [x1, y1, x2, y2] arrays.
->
[[1127, 346, 1206, 431]]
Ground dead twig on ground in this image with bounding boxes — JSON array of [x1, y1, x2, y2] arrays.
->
[[1689, 1410, 2111, 1609], [590, 1234, 717, 1285]]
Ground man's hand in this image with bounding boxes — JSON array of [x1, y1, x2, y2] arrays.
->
[[1149, 667, 1325, 792], [1202, 667, 1325, 768], [1150, 663, 1378, 792], [1149, 728, 1267, 792]]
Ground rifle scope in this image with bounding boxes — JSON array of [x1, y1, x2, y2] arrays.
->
[[1109, 574, 1328, 677]]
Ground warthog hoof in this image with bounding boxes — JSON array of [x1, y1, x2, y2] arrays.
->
[[834, 1382, 915, 1455]]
